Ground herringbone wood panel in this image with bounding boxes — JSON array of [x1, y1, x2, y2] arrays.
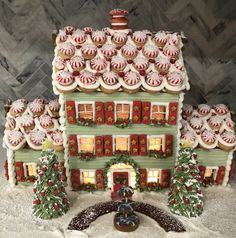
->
[[0, 0, 236, 132]]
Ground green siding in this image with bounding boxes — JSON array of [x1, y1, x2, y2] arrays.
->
[[65, 124, 178, 135], [64, 91, 180, 102], [15, 149, 64, 162], [195, 149, 229, 166], [69, 156, 175, 169]]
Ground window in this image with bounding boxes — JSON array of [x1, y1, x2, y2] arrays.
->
[[79, 136, 95, 153], [148, 136, 163, 151], [116, 102, 131, 120], [151, 104, 166, 121], [78, 103, 93, 119], [147, 170, 159, 183], [114, 136, 129, 151], [204, 168, 217, 180], [24, 163, 37, 177], [82, 170, 95, 184]]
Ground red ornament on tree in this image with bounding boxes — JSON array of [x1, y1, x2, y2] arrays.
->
[[61, 187, 65, 192], [33, 188, 37, 193], [63, 197, 68, 204], [189, 164, 194, 170], [175, 187, 179, 193], [53, 164, 59, 171], [186, 186, 192, 191], [39, 172, 43, 177], [53, 203, 59, 210], [42, 165, 47, 172], [33, 199, 40, 205], [40, 191, 46, 197], [53, 190, 59, 196], [196, 204, 202, 209], [47, 180, 53, 187], [192, 153, 197, 159], [184, 197, 190, 204], [180, 177, 185, 182]]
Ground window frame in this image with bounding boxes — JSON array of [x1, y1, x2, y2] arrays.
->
[[147, 169, 160, 183], [80, 169, 96, 184], [204, 166, 218, 180], [150, 102, 168, 121], [147, 135, 165, 151], [113, 135, 130, 152], [77, 135, 95, 153], [76, 101, 95, 121], [114, 101, 133, 121]]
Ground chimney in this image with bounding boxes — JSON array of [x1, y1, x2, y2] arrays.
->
[[109, 9, 129, 30]]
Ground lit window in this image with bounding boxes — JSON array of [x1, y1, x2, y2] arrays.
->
[[204, 169, 214, 178], [80, 137, 94, 152], [152, 105, 166, 121], [149, 137, 162, 151], [147, 170, 159, 183], [116, 103, 130, 120], [115, 137, 129, 151], [78, 104, 93, 119], [27, 163, 37, 176], [82, 170, 95, 184]]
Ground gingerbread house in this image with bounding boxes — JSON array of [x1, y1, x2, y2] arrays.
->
[[181, 104, 235, 186], [3, 99, 66, 187], [51, 9, 190, 193]]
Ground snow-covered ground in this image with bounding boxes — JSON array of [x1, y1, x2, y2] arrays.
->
[[0, 176, 236, 238]]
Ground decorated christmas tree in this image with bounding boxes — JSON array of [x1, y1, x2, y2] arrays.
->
[[168, 145, 204, 217], [32, 140, 69, 219]]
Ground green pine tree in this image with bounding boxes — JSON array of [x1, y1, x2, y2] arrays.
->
[[32, 142, 69, 219], [168, 147, 204, 217]]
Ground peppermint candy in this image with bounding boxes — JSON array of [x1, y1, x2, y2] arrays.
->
[[133, 57, 149, 71], [79, 71, 96, 85], [124, 71, 141, 86], [30, 130, 46, 145], [56, 71, 74, 86], [103, 72, 118, 85], [221, 131, 236, 144], [201, 130, 216, 143], [71, 29, 87, 44], [29, 99, 45, 113], [90, 58, 107, 71], [167, 72, 183, 86], [8, 131, 24, 145], [111, 56, 127, 71], [58, 42, 75, 55], [143, 44, 159, 59], [69, 56, 85, 70], [132, 31, 147, 44], [146, 72, 163, 86]]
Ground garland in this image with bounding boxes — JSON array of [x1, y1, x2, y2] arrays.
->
[[114, 150, 130, 158], [114, 118, 132, 128], [114, 175, 127, 185], [150, 119, 169, 127], [77, 118, 95, 127], [103, 154, 141, 191], [140, 182, 162, 192], [78, 152, 95, 161], [148, 149, 167, 159]]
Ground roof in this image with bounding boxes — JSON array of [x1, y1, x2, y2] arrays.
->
[[52, 9, 189, 95], [181, 104, 236, 151], [3, 99, 63, 151]]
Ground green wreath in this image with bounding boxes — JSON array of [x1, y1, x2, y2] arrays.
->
[[103, 154, 141, 191]]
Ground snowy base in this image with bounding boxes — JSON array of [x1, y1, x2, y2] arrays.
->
[[0, 176, 236, 238]]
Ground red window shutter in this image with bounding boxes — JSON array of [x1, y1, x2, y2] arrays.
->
[[95, 136, 104, 157], [198, 165, 206, 181], [96, 169, 104, 190], [15, 161, 24, 182], [139, 169, 147, 188], [66, 100, 76, 124], [104, 135, 113, 156], [68, 135, 78, 157], [141, 102, 151, 124], [4, 160, 9, 180], [161, 169, 171, 188], [60, 161, 67, 182], [71, 169, 80, 191], [215, 166, 226, 185], [130, 134, 139, 156], [165, 134, 173, 157], [95, 102, 105, 124], [229, 160, 234, 179], [132, 101, 141, 124], [139, 134, 147, 156], [105, 102, 115, 125], [168, 102, 178, 125]]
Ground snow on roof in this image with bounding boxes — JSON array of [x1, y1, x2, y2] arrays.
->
[[52, 10, 189, 95], [181, 104, 236, 151], [3, 99, 63, 151]]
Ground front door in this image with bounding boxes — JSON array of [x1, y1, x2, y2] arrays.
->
[[113, 171, 129, 192]]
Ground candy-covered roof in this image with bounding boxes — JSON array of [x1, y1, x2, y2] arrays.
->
[[3, 99, 63, 151], [181, 104, 236, 151], [52, 9, 189, 95]]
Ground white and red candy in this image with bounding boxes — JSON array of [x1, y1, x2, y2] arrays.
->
[[10, 100, 26, 114], [155, 56, 170, 73], [6, 118, 16, 130], [102, 72, 118, 85], [83, 27, 93, 34], [145, 72, 163, 87], [39, 115, 53, 127], [56, 30, 67, 43], [132, 31, 147, 44], [29, 99, 45, 114], [8, 131, 24, 146], [48, 100, 60, 112], [121, 44, 137, 58], [167, 72, 183, 87], [69, 56, 85, 70], [29, 130, 46, 145], [163, 44, 179, 59], [213, 104, 229, 115], [197, 104, 211, 115], [56, 71, 74, 86], [101, 44, 117, 58], [78, 71, 97, 85], [133, 57, 149, 71], [201, 130, 216, 144], [220, 131, 236, 144], [64, 26, 75, 35], [50, 130, 63, 144], [124, 71, 141, 86], [182, 104, 193, 117], [154, 31, 168, 46], [90, 58, 107, 71], [19, 115, 34, 127], [71, 29, 87, 45], [58, 42, 76, 56], [112, 32, 127, 44], [54, 57, 66, 70], [190, 117, 204, 130], [111, 56, 127, 71], [81, 44, 97, 56], [208, 115, 223, 128], [142, 44, 159, 59], [92, 31, 106, 44]]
